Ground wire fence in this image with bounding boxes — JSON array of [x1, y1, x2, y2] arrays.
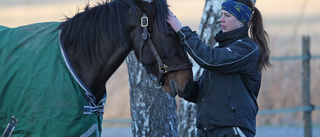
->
[[258, 53, 320, 116], [255, 36, 317, 137]]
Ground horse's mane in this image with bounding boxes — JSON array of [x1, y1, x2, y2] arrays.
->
[[59, 0, 168, 61]]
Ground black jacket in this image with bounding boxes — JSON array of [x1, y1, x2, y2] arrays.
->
[[177, 26, 261, 134]]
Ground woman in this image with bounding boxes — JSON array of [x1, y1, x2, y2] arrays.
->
[[167, 0, 271, 136]]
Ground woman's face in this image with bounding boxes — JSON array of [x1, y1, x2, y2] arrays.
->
[[219, 10, 244, 33]]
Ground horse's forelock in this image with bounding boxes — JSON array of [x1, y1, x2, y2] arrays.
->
[[135, 0, 169, 39], [154, 0, 169, 39]]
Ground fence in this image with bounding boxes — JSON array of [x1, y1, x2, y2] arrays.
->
[[103, 36, 320, 137], [257, 36, 320, 137]]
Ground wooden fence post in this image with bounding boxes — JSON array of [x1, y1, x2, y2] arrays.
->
[[302, 35, 312, 137]]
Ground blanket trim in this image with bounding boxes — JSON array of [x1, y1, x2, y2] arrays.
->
[[58, 30, 106, 115]]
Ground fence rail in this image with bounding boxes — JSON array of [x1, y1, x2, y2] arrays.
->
[[270, 55, 320, 61], [258, 105, 316, 115]]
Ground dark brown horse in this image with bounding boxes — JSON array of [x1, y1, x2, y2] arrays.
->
[[59, 0, 193, 101], [0, 0, 192, 136]]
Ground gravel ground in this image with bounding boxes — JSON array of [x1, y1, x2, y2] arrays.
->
[[101, 126, 320, 137]]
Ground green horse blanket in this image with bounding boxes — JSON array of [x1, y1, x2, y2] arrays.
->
[[0, 22, 106, 137]]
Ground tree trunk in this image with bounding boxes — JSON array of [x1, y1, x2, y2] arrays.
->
[[126, 52, 178, 137], [178, 1, 256, 136]]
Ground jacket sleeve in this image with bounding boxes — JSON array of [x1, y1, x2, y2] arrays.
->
[[180, 81, 199, 103], [176, 26, 259, 74]]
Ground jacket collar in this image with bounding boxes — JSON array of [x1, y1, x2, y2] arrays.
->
[[214, 25, 249, 47]]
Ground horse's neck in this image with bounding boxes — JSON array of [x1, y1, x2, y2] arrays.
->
[[65, 44, 131, 103]]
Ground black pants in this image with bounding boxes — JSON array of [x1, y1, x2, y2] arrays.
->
[[197, 127, 254, 137]]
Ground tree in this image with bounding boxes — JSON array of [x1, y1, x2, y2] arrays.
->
[[178, 0, 256, 136], [126, 52, 178, 137]]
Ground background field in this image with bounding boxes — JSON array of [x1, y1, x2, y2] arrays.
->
[[1, 0, 319, 129]]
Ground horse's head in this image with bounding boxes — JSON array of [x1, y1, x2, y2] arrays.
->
[[127, 0, 193, 97]]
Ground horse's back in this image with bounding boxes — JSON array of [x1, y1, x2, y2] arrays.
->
[[0, 22, 60, 46], [0, 22, 62, 88], [0, 22, 103, 137], [0, 25, 9, 31]]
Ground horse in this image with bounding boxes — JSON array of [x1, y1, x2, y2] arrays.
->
[[0, 0, 193, 136]]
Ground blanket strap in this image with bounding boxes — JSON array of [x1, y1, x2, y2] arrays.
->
[[2, 116, 19, 137], [83, 106, 104, 115], [83, 94, 105, 115]]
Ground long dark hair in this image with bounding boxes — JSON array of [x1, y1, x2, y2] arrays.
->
[[235, 0, 271, 70]]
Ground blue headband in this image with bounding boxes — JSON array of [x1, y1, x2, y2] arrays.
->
[[222, 0, 253, 24]]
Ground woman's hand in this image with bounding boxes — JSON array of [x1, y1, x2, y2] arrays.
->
[[167, 10, 183, 32]]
